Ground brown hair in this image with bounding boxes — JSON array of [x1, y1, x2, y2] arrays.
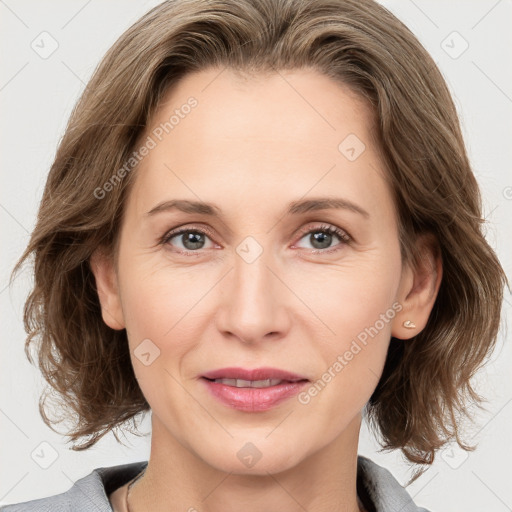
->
[[12, 0, 507, 484]]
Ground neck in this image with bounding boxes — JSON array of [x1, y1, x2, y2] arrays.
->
[[129, 413, 363, 512]]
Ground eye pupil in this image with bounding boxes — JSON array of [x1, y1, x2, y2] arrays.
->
[[311, 231, 332, 250], [183, 232, 205, 250]]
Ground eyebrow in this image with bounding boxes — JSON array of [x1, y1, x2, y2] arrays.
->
[[146, 197, 370, 219]]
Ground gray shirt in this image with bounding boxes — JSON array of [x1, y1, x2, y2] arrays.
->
[[0, 455, 432, 511]]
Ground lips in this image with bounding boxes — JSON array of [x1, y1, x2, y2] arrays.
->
[[201, 366, 309, 383], [200, 367, 310, 412]]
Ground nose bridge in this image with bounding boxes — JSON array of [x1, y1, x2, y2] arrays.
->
[[235, 247, 274, 303], [216, 242, 290, 342]]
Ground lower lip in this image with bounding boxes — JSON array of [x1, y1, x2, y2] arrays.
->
[[201, 378, 309, 412]]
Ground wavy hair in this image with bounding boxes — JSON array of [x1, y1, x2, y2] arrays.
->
[[12, 0, 507, 484]]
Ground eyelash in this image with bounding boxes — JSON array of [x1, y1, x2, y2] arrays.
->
[[160, 223, 351, 256]]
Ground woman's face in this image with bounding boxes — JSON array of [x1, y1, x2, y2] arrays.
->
[[97, 67, 415, 474]]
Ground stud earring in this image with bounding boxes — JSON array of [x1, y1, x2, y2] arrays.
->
[[403, 320, 416, 329]]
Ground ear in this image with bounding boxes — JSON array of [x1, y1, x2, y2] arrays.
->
[[89, 248, 125, 330], [391, 233, 442, 340]]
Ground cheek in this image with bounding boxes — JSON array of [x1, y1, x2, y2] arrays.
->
[[117, 256, 208, 425], [116, 248, 209, 362], [290, 251, 401, 344], [291, 252, 401, 408]]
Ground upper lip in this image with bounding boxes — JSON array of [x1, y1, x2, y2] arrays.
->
[[201, 367, 309, 382]]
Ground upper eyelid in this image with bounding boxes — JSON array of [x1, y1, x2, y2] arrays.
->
[[162, 224, 216, 242], [296, 223, 351, 241], [162, 222, 351, 246]]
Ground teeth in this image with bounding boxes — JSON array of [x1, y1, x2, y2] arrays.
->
[[212, 378, 284, 388]]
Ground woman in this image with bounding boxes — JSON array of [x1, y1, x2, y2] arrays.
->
[[4, 0, 507, 511]]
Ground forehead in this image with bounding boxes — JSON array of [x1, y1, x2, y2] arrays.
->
[[126, 67, 392, 223], [151, 66, 376, 150]]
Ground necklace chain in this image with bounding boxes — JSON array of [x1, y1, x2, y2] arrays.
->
[[125, 467, 146, 512]]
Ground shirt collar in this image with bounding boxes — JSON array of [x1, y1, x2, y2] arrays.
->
[[15, 456, 429, 512]]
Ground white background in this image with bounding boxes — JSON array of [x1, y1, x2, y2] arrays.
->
[[1, 0, 511, 510]]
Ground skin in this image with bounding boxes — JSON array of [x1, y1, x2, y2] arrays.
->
[[91, 67, 442, 512]]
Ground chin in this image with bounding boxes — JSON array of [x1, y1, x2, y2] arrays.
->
[[198, 434, 310, 476]]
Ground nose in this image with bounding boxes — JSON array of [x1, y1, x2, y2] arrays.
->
[[215, 249, 292, 345]]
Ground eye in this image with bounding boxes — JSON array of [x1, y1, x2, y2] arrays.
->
[[160, 226, 217, 254], [160, 223, 351, 256], [293, 223, 351, 253]]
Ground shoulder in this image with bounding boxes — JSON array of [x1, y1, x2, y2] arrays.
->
[[357, 455, 434, 512], [0, 461, 148, 512]]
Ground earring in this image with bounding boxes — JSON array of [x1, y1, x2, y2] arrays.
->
[[403, 320, 416, 329]]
